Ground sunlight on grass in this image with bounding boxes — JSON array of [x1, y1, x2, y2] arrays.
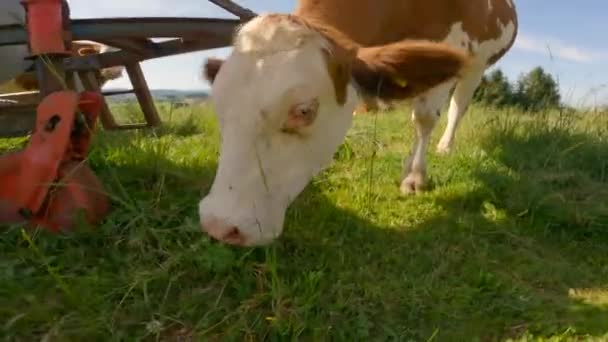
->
[[1, 100, 607, 340], [568, 288, 608, 307]]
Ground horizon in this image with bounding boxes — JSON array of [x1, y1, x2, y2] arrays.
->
[[67, 0, 608, 108]]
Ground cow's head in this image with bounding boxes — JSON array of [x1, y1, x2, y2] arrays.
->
[[72, 41, 125, 87], [199, 14, 469, 246]]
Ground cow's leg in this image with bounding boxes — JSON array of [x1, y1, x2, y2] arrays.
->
[[401, 81, 455, 195], [436, 68, 485, 154]]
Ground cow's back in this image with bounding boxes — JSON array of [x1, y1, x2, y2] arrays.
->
[[295, 0, 518, 66]]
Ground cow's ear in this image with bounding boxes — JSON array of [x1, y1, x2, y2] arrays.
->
[[77, 46, 100, 56], [202, 58, 225, 84], [352, 40, 470, 100], [99, 66, 125, 85], [321, 49, 353, 106], [73, 42, 103, 56]]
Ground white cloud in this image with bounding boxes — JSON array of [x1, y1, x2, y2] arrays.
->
[[513, 33, 604, 64]]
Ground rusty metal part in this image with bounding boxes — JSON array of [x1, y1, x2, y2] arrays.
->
[[125, 63, 161, 127], [64, 36, 235, 72], [0, 0, 110, 232]]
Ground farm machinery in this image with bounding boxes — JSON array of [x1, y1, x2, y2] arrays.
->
[[0, 0, 256, 232]]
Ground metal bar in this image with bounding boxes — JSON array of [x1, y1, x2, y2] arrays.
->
[[0, 102, 36, 114], [0, 91, 41, 104], [33, 57, 67, 96], [95, 38, 155, 56], [77, 71, 118, 129], [70, 17, 241, 40], [125, 63, 161, 127], [0, 17, 241, 46], [102, 89, 135, 96], [64, 37, 231, 71], [0, 104, 36, 138], [0, 24, 27, 46], [208, 0, 257, 20]]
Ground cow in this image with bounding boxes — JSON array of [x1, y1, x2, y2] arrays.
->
[[0, 0, 123, 94], [198, 0, 518, 246]]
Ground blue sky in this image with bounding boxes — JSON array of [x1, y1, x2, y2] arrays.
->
[[68, 0, 608, 107]]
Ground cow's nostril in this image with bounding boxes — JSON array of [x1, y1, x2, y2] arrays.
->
[[201, 216, 246, 245], [222, 226, 243, 244]]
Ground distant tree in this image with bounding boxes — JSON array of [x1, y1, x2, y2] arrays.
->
[[515, 66, 561, 112], [473, 69, 515, 108]]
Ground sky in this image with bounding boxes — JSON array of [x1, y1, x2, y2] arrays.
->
[[67, 0, 608, 108]]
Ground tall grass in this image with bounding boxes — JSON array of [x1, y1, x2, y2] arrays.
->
[[1, 100, 607, 341]]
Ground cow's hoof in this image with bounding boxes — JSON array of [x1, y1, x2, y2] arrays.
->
[[436, 140, 453, 154], [400, 173, 427, 195]]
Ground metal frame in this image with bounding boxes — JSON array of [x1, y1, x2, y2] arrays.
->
[[0, 0, 256, 136], [0, 0, 257, 232], [1, 0, 110, 231]]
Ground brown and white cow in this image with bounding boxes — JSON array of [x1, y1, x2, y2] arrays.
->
[[199, 0, 518, 246]]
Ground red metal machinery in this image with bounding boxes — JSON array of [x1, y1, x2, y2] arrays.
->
[[0, 0, 256, 232]]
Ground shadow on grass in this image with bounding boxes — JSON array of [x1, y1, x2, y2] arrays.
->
[[1, 111, 607, 341], [268, 116, 608, 340]]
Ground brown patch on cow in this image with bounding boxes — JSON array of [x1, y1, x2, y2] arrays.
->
[[240, 13, 470, 103], [306, 19, 358, 106], [487, 22, 518, 65], [203, 57, 224, 84], [272, 14, 356, 105], [260, 14, 468, 104], [74, 46, 100, 56], [352, 40, 470, 100], [321, 49, 352, 105], [295, 0, 517, 65], [71, 41, 104, 56], [99, 66, 124, 83], [248, 14, 359, 106]]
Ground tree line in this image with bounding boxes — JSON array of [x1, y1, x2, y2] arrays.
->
[[472, 66, 562, 112]]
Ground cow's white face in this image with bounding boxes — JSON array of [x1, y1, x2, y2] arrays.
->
[[199, 16, 358, 246]]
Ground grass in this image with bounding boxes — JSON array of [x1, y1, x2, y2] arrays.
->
[[1, 100, 607, 341]]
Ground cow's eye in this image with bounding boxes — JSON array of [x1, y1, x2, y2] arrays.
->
[[294, 102, 317, 118], [283, 98, 319, 132]]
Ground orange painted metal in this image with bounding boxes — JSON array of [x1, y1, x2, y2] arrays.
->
[[0, 0, 110, 232], [0, 0, 257, 231], [0, 91, 110, 232], [21, 0, 70, 56]]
